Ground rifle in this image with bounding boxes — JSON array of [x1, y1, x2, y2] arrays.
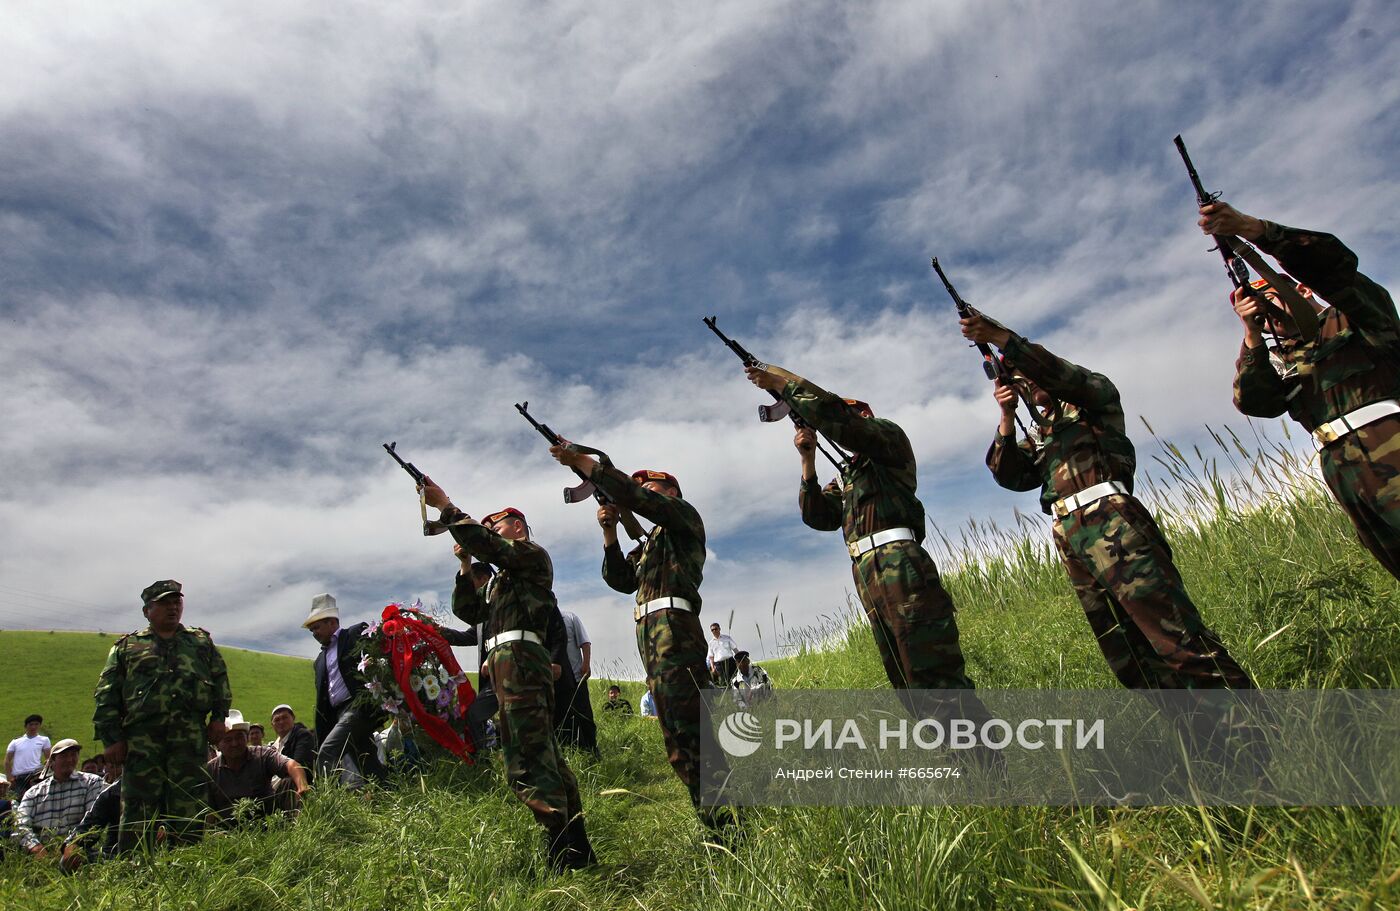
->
[[701, 316, 850, 471], [930, 257, 1036, 441], [383, 442, 433, 534], [1173, 135, 1318, 343], [514, 402, 647, 541]]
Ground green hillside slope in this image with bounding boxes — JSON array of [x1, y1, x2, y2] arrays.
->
[[0, 630, 314, 749]]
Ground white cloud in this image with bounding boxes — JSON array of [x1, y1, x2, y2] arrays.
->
[[1, 1, 1396, 676]]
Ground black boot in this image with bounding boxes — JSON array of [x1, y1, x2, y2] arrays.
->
[[564, 816, 597, 869]]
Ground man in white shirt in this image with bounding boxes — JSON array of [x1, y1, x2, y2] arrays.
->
[[706, 623, 739, 686], [556, 611, 599, 755], [730, 652, 772, 709], [14, 739, 103, 856], [5, 714, 51, 799]]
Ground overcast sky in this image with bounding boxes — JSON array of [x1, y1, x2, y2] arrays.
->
[[2, 1, 1397, 676]]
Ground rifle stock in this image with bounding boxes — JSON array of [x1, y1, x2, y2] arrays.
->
[[514, 402, 646, 541], [702, 316, 850, 471]]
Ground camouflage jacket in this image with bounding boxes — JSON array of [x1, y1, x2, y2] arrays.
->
[[443, 507, 557, 641], [987, 335, 1136, 513], [93, 625, 231, 746], [783, 377, 925, 544], [593, 462, 706, 612], [1234, 222, 1400, 430]]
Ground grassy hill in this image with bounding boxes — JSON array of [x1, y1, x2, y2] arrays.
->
[[0, 630, 315, 750], [2, 436, 1398, 909]]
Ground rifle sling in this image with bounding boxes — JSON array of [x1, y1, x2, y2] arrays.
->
[[1228, 238, 1320, 343]]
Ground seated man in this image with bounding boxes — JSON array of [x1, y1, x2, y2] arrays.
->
[[270, 704, 317, 789], [639, 689, 657, 718], [247, 724, 265, 747], [601, 685, 633, 715], [59, 759, 123, 872], [206, 711, 309, 822], [730, 652, 772, 709], [14, 739, 104, 857]]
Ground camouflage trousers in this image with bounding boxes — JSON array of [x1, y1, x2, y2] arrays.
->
[[851, 539, 975, 690], [119, 723, 209, 849], [1053, 494, 1254, 689], [636, 609, 731, 817], [1320, 414, 1400, 581], [487, 639, 582, 836]]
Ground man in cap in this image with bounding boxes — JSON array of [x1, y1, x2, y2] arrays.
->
[[422, 484, 595, 872], [270, 704, 317, 780], [14, 738, 104, 856], [305, 593, 385, 787], [1197, 201, 1400, 581], [744, 367, 1002, 733], [548, 447, 735, 828], [730, 651, 772, 709], [962, 314, 1256, 690], [206, 710, 309, 821], [94, 580, 231, 848]]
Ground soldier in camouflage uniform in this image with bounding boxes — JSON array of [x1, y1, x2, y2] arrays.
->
[[961, 314, 1255, 689], [93, 580, 231, 848], [549, 445, 734, 828], [1199, 201, 1400, 581], [745, 366, 1004, 772], [420, 482, 595, 872]]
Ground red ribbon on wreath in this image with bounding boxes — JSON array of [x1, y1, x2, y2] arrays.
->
[[379, 604, 477, 762]]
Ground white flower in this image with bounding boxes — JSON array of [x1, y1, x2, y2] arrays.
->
[[366, 681, 385, 697], [422, 675, 441, 701], [409, 673, 423, 691]]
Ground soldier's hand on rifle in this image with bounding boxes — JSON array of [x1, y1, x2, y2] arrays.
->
[[960, 313, 1012, 348], [1198, 201, 1265, 242], [794, 427, 817, 456], [596, 504, 619, 530], [420, 476, 453, 511], [993, 381, 1019, 413], [745, 365, 787, 392], [549, 440, 598, 474], [1230, 286, 1269, 346]]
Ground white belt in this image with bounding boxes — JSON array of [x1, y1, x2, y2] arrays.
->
[[1313, 400, 1400, 446], [847, 527, 916, 559], [484, 630, 542, 653], [1053, 481, 1129, 519], [634, 596, 694, 623]]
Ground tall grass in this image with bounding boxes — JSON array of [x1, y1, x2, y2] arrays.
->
[[4, 422, 1398, 910]]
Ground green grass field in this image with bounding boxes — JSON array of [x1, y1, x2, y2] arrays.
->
[[2, 427, 1398, 909], [0, 631, 315, 751]]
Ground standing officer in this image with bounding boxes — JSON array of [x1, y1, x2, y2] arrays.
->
[[93, 580, 231, 847], [1198, 201, 1400, 581], [549, 445, 735, 828], [962, 315, 1256, 690], [425, 483, 595, 872]]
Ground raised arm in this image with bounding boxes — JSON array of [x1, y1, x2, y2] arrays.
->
[[1000, 335, 1118, 410], [800, 477, 845, 531], [987, 435, 1042, 492], [589, 463, 703, 534], [779, 376, 912, 466], [1253, 221, 1398, 338], [451, 570, 488, 626], [1232, 342, 1291, 418]]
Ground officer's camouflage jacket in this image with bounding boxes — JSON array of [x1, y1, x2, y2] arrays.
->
[[592, 462, 706, 612], [987, 337, 1137, 513], [1234, 223, 1400, 428], [443, 507, 557, 640], [783, 377, 925, 544], [93, 625, 231, 746]]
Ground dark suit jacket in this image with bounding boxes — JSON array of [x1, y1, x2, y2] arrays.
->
[[314, 622, 369, 739], [275, 722, 318, 775]]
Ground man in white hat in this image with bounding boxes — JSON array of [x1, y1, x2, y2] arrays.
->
[[14, 739, 103, 856], [304, 594, 384, 787], [206, 710, 308, 820]]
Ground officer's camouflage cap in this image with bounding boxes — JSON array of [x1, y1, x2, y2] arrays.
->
[[141, 579, 183, 605]]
